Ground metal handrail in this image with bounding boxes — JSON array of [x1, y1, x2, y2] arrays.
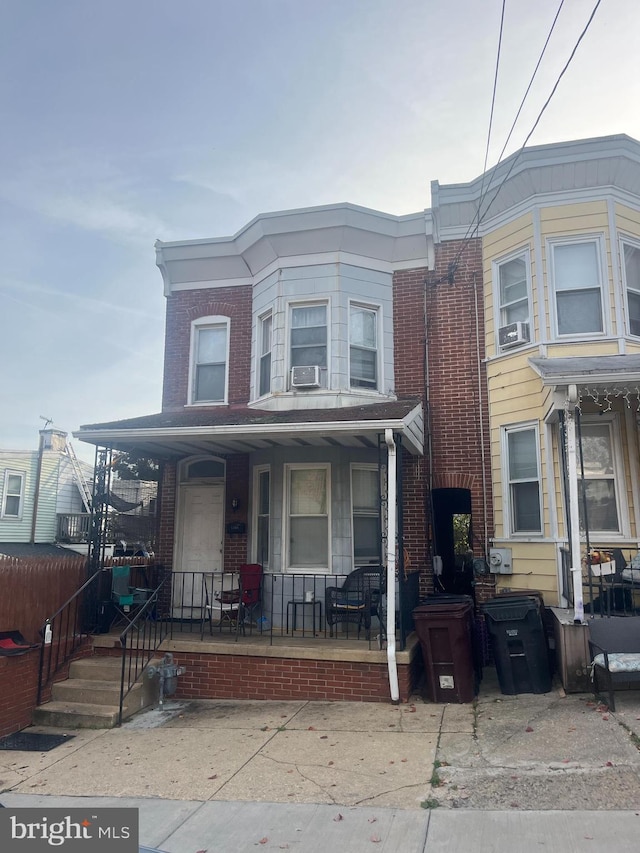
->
[[117, 573, 171, 726], [36, 568, 103, 704]]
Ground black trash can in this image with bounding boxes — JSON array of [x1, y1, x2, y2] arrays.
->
[[482, 596, 551, 695], [412, 595, 478, 703]]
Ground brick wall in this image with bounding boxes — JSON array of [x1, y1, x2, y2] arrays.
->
[[164, 651, 417, 703], [0, 651, 39, 738], [162, 286, 253, 410], [393, 241, 494, 596]]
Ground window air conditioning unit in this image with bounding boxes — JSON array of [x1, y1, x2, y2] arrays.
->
[[291, 365, 321, 388], [498, 321, 530, 349]]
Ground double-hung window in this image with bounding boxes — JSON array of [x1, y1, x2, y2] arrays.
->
[[504, 425, 542, 534], [290, 304, 327, 368], [2, 470, 24, 518], [622, 241, 640, 336], [351, 466, 381, 565], [350, 304, 378, 389], [578, 420, 622, 534], [550, 239, 604, 336], [191, 317, 228, 404], [286, 464, 329, 570], [259, 313, 272, 396], [497, 252, 530, 327], [253, 466, 270, 568]]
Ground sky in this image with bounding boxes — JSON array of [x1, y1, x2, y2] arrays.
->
[[1, 0, 639, 464]]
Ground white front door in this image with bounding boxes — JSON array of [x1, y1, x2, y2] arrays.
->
[[173, 483, 224, 619]]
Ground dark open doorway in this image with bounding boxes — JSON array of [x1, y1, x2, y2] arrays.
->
[[431, 487, 474, 598]]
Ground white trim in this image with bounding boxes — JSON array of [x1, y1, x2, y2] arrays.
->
[[619, 232, 640, 339], [502, 421, 543, 538], [350, 463, 382, 567], [607, 198, 625, 352], [283, 462, 331, 574], [546, 234, 609, 340], [532, 206, 547, 348], [256, 310, 273, 399], [348, 299, 382, 392], [579, 414, 629, 539], [492, 247, 533, 351], [251, 464, 271, 568], [286, 298, 330, 391], [163, 252, 432, 294], [1, 469, 25, 519], [188, 315, 230, 405]]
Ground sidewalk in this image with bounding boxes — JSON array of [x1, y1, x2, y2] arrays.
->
[[1, 668, 639, 850]]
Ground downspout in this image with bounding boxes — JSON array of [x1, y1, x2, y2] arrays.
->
[[30, 436, 45, 544], [384, 428, 400, 703], [565, 385, 584, 623], [473, 272, 489, 553]]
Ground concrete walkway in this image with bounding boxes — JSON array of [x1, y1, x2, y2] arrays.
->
[[1, 668, 639, 850]]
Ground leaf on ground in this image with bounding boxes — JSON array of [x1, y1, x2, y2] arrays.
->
[[525, 726, 534, 732], [261, 726, 269, 731], [328, 761, 334, 766], [368, 817, 377, 823], [333, 813, 344, 822], [602, 715, 610, 721], [320, 735, 328, 739], [401, 758, 408, 763], [510, 802, 520, 808], [207, 774, 218, 780], [605, 761, 614, 767], [308, 726, 316, 731], [258, 837, 268, 845], [370, 834, 382, 843]]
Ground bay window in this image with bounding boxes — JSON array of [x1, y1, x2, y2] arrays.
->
[[550, 239, 604, 336], [350, 304, 378, 389]]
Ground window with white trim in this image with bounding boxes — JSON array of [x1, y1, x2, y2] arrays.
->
[[578, 420, 622, 534], [190, 317, 228, 404], [550, 239, 604, 336], [504, 425, 542, 534], [290, 304, 327, 369], [253, 466, 270, 568], [286, 464, 329, 570], [350, 304, 378, 389], [2, 470, 24, 518], [351, 465, 381, 565], [622, 240, 640, 336], [258, 312, 272, 396], [497, 252, 530, 327]]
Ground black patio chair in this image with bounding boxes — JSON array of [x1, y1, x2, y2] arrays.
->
[[325, 566, 385, 640]]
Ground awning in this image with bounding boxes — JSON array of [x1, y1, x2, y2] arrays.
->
[[74, 399, 424, 459], [529, 354, 640, 385]]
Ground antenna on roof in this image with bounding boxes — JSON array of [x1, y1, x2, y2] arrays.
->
[[39, 415, 54, 430]]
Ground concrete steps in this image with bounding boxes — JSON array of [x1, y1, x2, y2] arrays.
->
[[33, 656, 159, 729]]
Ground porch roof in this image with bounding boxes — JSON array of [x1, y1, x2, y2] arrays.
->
[[529, 354, 640, 385], [74, 399, 424, 458]]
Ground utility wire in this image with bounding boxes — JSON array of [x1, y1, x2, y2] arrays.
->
[[437, 0, 602, 285]]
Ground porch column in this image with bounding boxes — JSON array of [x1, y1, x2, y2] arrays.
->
[[565, 386, 584, 623], [384, 429, 400, 702]]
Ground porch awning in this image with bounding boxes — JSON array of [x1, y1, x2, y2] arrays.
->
[[529, 354, 640, 386], [74, 399, 424, 459]]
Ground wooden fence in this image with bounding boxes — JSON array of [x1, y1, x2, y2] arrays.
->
[[0, 554, 158, 644], [0, 555, 87, 644]]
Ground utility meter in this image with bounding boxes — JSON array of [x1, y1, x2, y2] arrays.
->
[[489, 548, 513, 574]]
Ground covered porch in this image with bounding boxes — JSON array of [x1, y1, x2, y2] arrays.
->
[[76, 399, 427, 703]]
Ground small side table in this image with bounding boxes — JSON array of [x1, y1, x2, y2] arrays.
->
[[286, 599, 323, 634]]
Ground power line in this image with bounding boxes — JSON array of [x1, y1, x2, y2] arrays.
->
[[437, 0, 603, 285]]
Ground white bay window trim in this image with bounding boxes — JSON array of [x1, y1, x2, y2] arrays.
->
[[548, 235, 607, 339], [187, 315, 230, 405], [494, 248, 532, 348], [349, 301, 380, 391], [621, 236, 640, 337]]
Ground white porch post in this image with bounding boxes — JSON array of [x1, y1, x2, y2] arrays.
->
[[565, 385, 584, 623], [384, 429, 400, 703]]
